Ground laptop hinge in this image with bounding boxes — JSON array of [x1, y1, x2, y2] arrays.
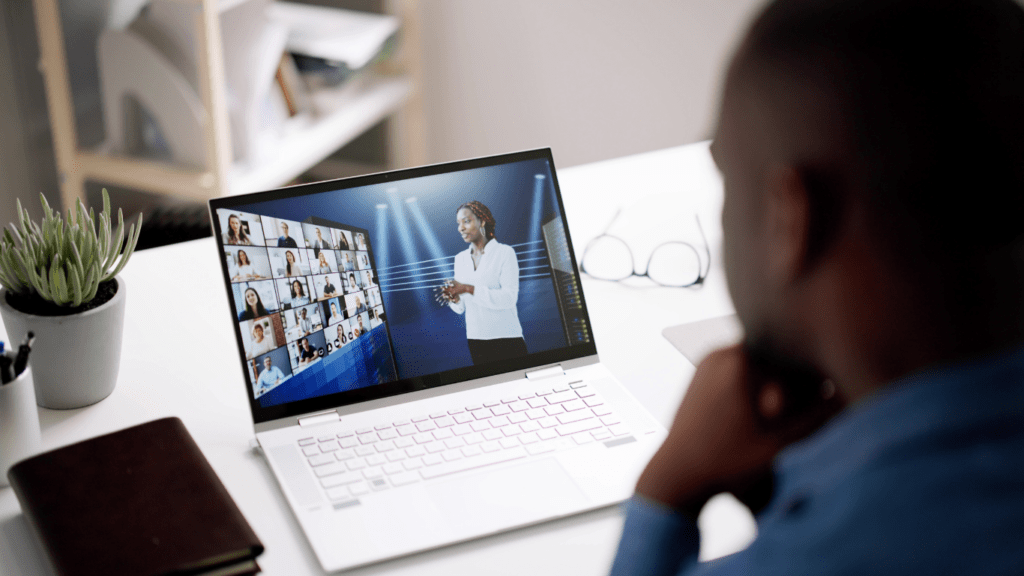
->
[[525, 364, 565, 381], [298, 410, 341, 427]]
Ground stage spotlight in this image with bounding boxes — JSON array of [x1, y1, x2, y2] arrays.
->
[[529, 174, 547, 245], [405, 197, 448, 264], [375, 204, 389, 271]]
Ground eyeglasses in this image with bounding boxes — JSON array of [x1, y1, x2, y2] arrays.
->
[[579, 210, 710, 287]]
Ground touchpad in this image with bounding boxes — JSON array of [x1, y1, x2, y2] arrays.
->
[[427, 458, 589, 535]]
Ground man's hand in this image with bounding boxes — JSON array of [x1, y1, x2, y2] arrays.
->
[[636, 344, 842, 517]]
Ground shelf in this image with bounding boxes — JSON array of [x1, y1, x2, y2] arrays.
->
[[228, 73, 411, 195]]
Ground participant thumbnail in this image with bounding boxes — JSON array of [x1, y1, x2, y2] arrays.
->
[[323, 297, 344, 325], [251, 346, 291, 398], [281, 303, 323, 343], [359, 269, 375, 289], [268, 247, 309, 278], [333, 229, 353, 251], [277, 277, 312, 309], [345, 291, 368, 318], [353, 312, 371, 338], [262, 216, 305, 249], [369, 306, 383, 329], [366, 286, 382, 307], [343, 271, 362, 294], [310, 249, 337, 274], [354, 232, 367, 251], [338, 250, 356, 272], [242, 314, 284, 359], [313, 273, 342, 301], [225, 247, 272, 282], [302, 223, 333, 254], [289, 331, 326, 373], [232, 280, 279, 321], [219, 210, 267, 246], [355, 251, 370, 270]]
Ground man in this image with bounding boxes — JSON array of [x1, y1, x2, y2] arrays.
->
[[255, 356, 284, 395], [297, 338, 317, 367], [298, 308, 313, 336], [311, 228, 329, 256], [611, 1, 1024, 574], [277, 222, 298, 248]]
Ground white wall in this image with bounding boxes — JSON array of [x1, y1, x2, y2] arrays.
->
[[418, 1, 766, 168]]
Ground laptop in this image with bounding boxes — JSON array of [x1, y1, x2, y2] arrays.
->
[[208, 149, 667, 572]]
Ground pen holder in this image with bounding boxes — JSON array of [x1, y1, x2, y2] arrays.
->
[[0, 365, 40, 488]]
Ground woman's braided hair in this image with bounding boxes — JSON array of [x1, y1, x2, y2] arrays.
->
[[457, 201, 497, 240]]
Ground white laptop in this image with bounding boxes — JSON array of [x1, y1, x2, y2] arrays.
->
[[208, 149, 667, 572]]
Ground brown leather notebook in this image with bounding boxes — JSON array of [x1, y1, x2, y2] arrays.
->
[[7, 417, 264, 576]]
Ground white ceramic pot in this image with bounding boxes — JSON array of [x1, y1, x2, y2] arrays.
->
[[0, 276, 126, 409]]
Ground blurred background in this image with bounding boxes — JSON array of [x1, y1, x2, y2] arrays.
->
[[0, 0, 765, 249]]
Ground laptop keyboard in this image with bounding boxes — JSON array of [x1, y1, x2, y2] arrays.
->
[[295, 380, 630, 503]]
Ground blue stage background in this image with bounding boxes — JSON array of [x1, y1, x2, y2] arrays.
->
[[236, 158, 568, 382]]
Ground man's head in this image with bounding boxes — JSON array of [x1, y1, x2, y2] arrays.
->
[[715, 0, 1024, 389], [280, 222, 289, 236], [263, 356, 272, 368]]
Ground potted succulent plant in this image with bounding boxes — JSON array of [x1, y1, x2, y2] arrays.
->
[[0, 190, 141, 409]]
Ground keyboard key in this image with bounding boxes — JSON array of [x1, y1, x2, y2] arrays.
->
[[537, 429, 558, 440], [358, 433, 378, 444], [481, 441, 501, 453], [367, 454, 387, 466], [508, 412, 528, 424], [395, 437, 415, 448], [432, 427, 454, 440], [473, 410, 493, 420], [411, 415, 429, 422], [383, 463, 404, 475], [520, 420, 541, 433], [370, 478, 389, 491], [453, 413, 474, 424], [451, 424, 473, 436], [557, 411, 593, 425], [425, 442, 446, 454], [547, 391, 576, 404], [349, 481, 370, 496], [336, 449, 356, 461], [538, 417, 559, 428], [392, 420, 410, 427], [429, 411, 447, 418], [423, 454, 444, 466], [337, 430, 355, 438], [403, 457, 424, 470], [375, 423, 393, 430], [420, 447, 527, 480], [535, 389, 553, 396], [346, 459, 367, 471], [308, 454, 336, 467], [518, 432, 540, 444], [544, 404, 565, 416], [562, 399, 586, 412], [466, 404, 483, 411], [413, 433, 434, 444], [592, 406, 613, 417], [464, 432, 485, 445], [326, 487, 353, 502], [356, 428, 373, 435], [462, 444, 482, 457], [416, 421, 437, 432], [491, 405, 511, 416], [319, 435, 336, 442], [569, 381, 586, 389], [509, 401, 530, 412], [518, 392, 537, 400], [609, 424, 630, 436], [592, 429, 612, 440], [374, 440, 396, 452], [584, 397, 605, 407], [378, 429, 398, 440], [396, 424, 418, 436], [526, 443, 557, 456], [572, 433, 595, 445], [527, 398, 547, 409], [298, 437, 315, 446], [444, 437, 466, 449], [501, 396, 518, 404], [391, 472, 419, 486], [355, 446, 375, 457], [435, 416, 455, 428], [470, 421, 491, 432], [557, 419, 602, 436], [490, 415, 511, 428], [302, 446, 320, 457], [320, 442, 340, 452], [386, 451, 406, 462], [321, 470, 362, 488], [339, 437, 359, 449], [501, 426, 521, 437], [314, 462, 347, 477], [526, 408, 547, 420], [552, 385, 570, 393], [499, 437, 519, 449], [482, 429, 503, 441], [448, 407, 465, 415], [363, 467, 384, 479], [576, 388, 597, 398], [601, 415, 621, 426], [441, 449, 463, 462], [483, 400, 500, 407]]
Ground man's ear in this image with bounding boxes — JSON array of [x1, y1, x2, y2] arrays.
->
[[764, 164, 811, 283]]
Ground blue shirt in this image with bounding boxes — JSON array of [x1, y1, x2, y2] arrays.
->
[[257, 366, 285, 392], [611, 345, 1024, 575]]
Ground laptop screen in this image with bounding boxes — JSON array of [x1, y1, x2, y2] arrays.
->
[[209, 149, 596, 424]]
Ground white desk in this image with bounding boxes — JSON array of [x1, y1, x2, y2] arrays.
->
[[0, 141, 755, 575]]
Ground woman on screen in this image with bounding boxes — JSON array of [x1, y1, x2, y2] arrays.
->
[[224, 214, 252, 246], [238, 287, 270, 321], [231, 250, 260, 281], [316, 251, 332, 274], [442, 201, 526, 365], [290, 280, 310, 307], [284, 250, 301, 277], [335, 230, 350, 250], [250, 323, 274, 357]]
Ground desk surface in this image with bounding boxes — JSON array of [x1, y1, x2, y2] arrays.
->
[[0, 141, 754, 575]]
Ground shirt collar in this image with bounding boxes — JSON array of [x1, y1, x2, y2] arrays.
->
[[775, 343, 1024, 490], [471, 238, 495, 256]]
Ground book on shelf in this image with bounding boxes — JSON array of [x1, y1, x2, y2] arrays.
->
[[7, 417, 264, 576]]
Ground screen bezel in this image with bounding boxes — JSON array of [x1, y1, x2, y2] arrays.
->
[[209, 148, 598, 424]]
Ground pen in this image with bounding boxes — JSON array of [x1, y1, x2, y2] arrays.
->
[[13, 332, 34, 379]]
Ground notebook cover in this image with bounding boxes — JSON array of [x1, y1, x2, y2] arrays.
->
[[7, 417, 264, 576]]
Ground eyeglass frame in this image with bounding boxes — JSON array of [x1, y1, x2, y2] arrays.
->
[[579, 210, 711, 287]]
